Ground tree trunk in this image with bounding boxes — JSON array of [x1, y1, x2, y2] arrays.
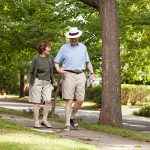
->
[[79, 0, 99, 9], [19, 71, 25, 98], [99, 0, 122, 126], [79, 0, 122, 126]]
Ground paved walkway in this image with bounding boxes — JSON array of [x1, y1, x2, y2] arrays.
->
[[0, 101, 150, 132]]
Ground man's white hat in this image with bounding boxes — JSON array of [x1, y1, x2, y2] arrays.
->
[[65, 27, 82, 38]]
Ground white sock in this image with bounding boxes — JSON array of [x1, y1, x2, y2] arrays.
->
[[65, 106, 72, 126]]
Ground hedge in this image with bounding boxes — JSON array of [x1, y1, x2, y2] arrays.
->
[[85, 84, 150, 106]]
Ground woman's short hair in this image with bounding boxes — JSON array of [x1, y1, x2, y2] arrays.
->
[[37, 41, 51, 54]]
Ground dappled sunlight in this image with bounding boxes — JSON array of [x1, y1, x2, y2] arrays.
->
[[0, 95, 19, 99], [82, 102, 96, 107]]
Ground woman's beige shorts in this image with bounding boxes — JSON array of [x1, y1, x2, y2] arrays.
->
[[29, 78, 53, 104], [62, 72, 86, 101]]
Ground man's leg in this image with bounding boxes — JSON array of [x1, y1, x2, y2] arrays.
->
[[70, 100, 83, 128], [71, 100, 83, 119], [61, 72, 75, 130], [65, 99, 73, 128], [71, 73, 86, 128]]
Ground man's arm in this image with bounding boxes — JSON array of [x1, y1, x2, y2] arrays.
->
[[86, 62, 96, 82], [54, 63, 65, 74], [84, 48, 94, 74], [54, 63, 60, 72], [86, 62, 94, 74], [54, 45, 66, 74]]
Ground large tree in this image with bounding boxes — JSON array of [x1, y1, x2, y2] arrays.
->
[[80, 0, 122, 126]]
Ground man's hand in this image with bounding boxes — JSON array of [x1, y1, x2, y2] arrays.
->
[[90, 73, 96, 81]]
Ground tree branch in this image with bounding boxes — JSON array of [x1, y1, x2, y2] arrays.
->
[[79, 0, 100, 10]]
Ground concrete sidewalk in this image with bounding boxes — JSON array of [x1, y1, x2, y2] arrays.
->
[[0, 101, 150, 132]]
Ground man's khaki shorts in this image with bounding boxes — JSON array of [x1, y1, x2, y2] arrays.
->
[[62, 72, 86, 101], [29, 78, 53, 104]]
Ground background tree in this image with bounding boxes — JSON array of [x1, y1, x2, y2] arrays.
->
[[119, 0, 150, 84], [0, 0, 100, 95]]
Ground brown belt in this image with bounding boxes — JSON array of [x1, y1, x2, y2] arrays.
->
[[64, 70, 83, 74]]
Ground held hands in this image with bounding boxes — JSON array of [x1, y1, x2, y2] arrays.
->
[[55, 64, 66, 74], [57, 67, 66, 74]]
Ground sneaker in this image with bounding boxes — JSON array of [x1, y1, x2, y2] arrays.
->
[[70, 119, 78, 129], [41, 120, 52, 128], [64, 126, 71, 131]]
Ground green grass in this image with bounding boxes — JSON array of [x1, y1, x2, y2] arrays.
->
[[80, 121, 150, 142], [0, 118, 96, 150], [0, 107, 33, 118]]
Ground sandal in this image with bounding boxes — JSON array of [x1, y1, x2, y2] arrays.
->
[[34, 121, 42, 128], [41, 120, 52, 128]]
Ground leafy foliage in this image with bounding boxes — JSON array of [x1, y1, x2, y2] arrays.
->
[[119, 0, 150, 84], [0, 0, 150, 93]]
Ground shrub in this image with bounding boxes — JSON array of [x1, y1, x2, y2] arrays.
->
[[134, 105, 150, 117], [85, 84, 150, 106], [85, 86, 102, 106], [121, 84, 150, 105]]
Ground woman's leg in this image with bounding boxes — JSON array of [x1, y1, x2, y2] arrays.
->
[[33, 103, 41, 127], [29, 78, 43, 128], [41, 101, 52, 127]]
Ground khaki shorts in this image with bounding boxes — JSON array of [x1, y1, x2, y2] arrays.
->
[[62, 72, 86, 101], [29, 78, 53, 104]]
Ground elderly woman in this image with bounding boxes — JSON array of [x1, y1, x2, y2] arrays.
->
[[29, 41, 54, 128]]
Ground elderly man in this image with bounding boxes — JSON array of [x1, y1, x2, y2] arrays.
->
[[54, 27, 95, 131]]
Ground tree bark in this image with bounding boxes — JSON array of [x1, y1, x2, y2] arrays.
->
[[99, 0, 122, 126]]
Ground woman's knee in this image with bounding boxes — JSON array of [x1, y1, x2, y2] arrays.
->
[[44, 101, 52, 106]]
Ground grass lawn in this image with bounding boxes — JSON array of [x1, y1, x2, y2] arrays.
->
[[0, 118, 96, 150]]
